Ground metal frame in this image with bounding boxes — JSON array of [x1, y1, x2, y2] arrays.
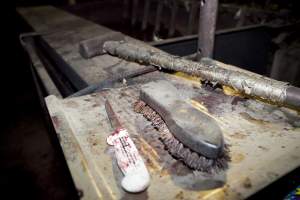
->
[[197, 0, 219, 59]]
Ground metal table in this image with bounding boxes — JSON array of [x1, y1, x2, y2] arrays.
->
[[18, 6, 300, 199]]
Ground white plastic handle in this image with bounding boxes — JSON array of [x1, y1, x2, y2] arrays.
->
[[107, 128, 150, 193]]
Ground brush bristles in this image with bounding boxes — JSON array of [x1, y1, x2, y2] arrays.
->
[[134, 100, 230, 173]]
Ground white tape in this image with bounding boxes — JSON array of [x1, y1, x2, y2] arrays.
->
[[107, 128, 150, 193]]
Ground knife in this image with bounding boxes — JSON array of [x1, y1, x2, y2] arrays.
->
[[105, 100, 150, 193]]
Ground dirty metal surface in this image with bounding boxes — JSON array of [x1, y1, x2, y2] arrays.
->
[[46, 73, 300, 200], [23, 38, 62, 97], [19, 5, 300, 199], [17, 6, 154, 86]]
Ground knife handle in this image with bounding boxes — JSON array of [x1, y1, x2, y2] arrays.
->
[[107, 128, 150, 193]]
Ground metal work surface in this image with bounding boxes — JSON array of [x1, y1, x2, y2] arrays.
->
[[18, 5, 300, 199], [17, 6, 271, 93], [17, 6, 149, 87], [46, 73, 300, 199]]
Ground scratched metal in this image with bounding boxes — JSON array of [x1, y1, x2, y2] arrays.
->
[[23, 5, 300, 200], [17, 6, 161, 86], [46, 73, 300, 200]]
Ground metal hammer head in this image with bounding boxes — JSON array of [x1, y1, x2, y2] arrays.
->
[[79, 31, 125, 59]]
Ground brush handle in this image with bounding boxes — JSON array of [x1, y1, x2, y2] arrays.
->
[[140, 80, 224, 159], [107, 128, 150, 193]]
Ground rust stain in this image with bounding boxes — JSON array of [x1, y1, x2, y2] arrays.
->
[[175, 191, 184, 200], [144, 157, 157, 172], [159, 168, 169, 177], [230, 132, 247, 139], [242, 177, 252, 189], [192, 89, 233, 114], [231, 153, 245, 163]]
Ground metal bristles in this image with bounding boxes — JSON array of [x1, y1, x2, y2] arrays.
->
[[134, 100, 230, 173]]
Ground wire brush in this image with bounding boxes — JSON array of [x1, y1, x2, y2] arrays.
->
[[134, 100, 230, 173]]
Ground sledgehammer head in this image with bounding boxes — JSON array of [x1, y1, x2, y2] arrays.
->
[[79, 31, 125, 59]]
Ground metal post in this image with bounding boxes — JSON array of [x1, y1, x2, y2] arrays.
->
[[197, 0, 218, 60]]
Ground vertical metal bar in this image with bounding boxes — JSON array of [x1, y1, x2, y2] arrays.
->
[[168, 1, 178, 37], [187, 0, 197, 35], [142, 0, 151, 30], [154, 1, 163, 34], [197, 0, 218, 60]]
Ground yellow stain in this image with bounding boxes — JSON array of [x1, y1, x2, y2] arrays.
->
[[189, 99, 209, 114], [139, 138, 162, 171], [198, 188, 225, 200], [173, 72, 202, 84], [91, 159, 115, 199], [222, 85, 243, 97], [188, 99, 230, 141], [178, 108, 188, 113]]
